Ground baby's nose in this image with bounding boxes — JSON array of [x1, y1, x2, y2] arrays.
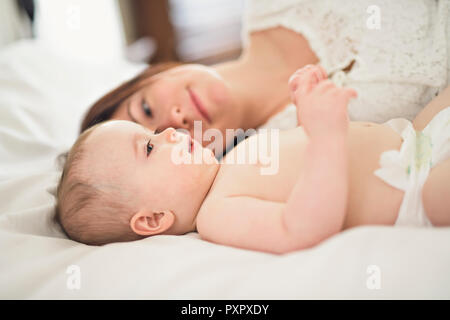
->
[[160, 127, 181, 143]]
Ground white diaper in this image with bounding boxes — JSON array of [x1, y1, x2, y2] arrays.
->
[[374, 106, 450, 227]]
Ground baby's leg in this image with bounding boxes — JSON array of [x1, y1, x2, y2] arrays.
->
[[413, 86, 450, 131], [422, 157, 450, 226]]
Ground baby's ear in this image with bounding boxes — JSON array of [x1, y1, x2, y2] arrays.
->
[[130, 210, 175, 236]]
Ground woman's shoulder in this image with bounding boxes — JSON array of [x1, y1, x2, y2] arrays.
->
[[245, 0, 307, 17], [244, 0, 448, 79], [243, 0, 368, 71]]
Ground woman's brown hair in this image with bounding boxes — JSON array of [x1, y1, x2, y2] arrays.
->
[[80, 61, 183, 134]]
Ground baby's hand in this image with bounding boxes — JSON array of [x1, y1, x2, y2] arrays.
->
[[289, 65, 357, 139]]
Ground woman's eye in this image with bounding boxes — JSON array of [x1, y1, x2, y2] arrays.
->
[[146, 139, 154, 156], [142, 100, 153, 117]]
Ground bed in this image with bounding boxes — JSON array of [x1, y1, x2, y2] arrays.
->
[[1, 40, 449, 299]]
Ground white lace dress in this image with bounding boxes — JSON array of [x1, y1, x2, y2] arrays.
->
[[246, 0, 450, 129]]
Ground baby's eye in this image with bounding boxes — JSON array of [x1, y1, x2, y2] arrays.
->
[[142, 100, 153, 117], [146, 139, 154, 156]]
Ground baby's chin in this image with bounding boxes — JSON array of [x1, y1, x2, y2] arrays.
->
[[168, 207, 200, 236], [196, 136, 227, 160], [189, 139, 219, 165], [202, 147, 219, 165]]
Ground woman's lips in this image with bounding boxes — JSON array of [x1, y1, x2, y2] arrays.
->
[[187, 87, 211, 124]]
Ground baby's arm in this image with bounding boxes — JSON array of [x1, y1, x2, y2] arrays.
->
[[285, 65, 357, 246], [197, 134, 349, 254], [197, 196, 292, 254], [197, 66, 357, 254]]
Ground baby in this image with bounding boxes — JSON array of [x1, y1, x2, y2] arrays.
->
[[55, 65, 450, 253]]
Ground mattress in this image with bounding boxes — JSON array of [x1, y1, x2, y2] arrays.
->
[[1, 40, 449, 299]]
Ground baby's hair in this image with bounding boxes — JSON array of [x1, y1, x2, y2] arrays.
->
[[55, 123, 144, 245]]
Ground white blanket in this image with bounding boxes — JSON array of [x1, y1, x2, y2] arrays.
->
[[1, 40, 449, 299]]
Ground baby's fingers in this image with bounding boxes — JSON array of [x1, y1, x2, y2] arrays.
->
[[344, 88, 358, 99], [317, 65, 328, 80], [335, 88, 358, 109], [315, 80, 336, 93]]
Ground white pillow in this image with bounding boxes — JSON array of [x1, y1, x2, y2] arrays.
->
[[0, 39, 145, 230]]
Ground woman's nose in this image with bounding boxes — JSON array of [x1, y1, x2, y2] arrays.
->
[[170, 105, 189, 129]]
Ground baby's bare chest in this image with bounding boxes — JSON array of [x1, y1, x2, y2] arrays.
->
[[209, 128, 308, 201], [214, 159, 301, 202], [205, 124, 404, 225]]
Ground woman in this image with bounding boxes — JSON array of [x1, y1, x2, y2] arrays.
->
[[82, 26, 318, 154], [81, 0, 449, 155]]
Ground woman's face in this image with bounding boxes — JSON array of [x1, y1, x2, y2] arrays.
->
[[111, 64, 237, 151]]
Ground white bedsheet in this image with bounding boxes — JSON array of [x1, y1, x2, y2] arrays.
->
[[1, 40, 449, 299]]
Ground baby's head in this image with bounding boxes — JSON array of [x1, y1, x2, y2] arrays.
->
[[55, 120, 219, 245]]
